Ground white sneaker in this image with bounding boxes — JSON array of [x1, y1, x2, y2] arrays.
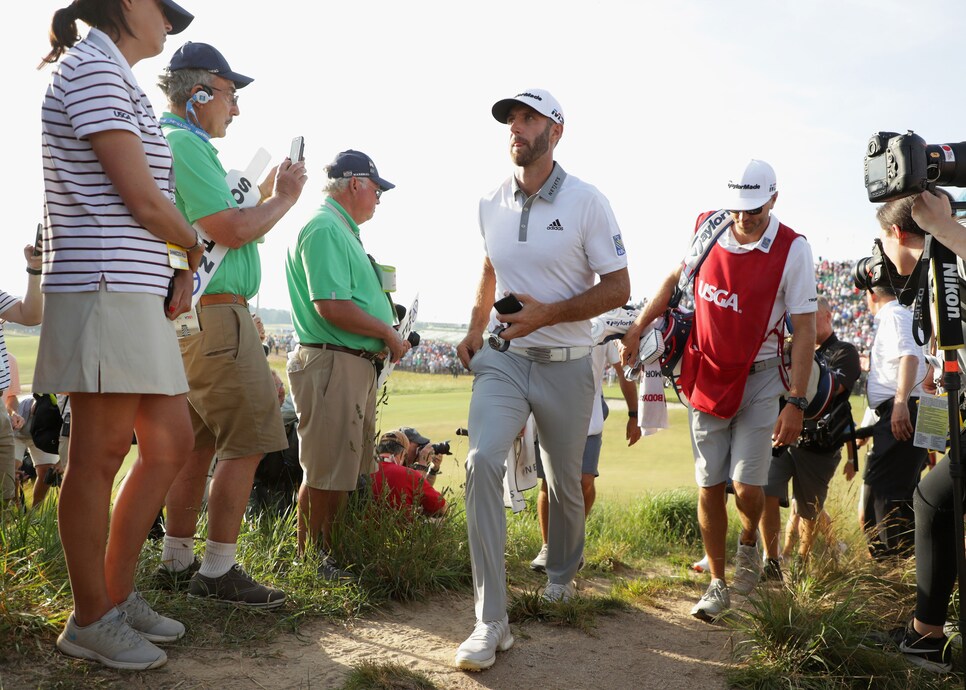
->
[[542, 581, 576, 603], [57, 609, 167, 670], [530, 543, 548, 573], [117, 590, 185, 643], [690, 578, 731, 622], [732, 543, 762, 595], [454, 616, 514, 671]]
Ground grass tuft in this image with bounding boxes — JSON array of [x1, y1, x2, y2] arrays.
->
[[340, 659, 439, 690]]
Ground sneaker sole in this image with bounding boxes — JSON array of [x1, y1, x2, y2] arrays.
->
[[137, 628, 185, 644], [690, 607, 721, 623], [529, 562, 547, 574], [454, 635, 514, 671], [187, 592, 286, 609], [900, 642, 953, 674], [56, 635, 167, 670]]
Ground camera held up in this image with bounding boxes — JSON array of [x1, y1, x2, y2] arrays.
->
[[864, 130, 966, 203]]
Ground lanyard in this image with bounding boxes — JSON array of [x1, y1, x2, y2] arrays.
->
[[160, 116, 210, 143]]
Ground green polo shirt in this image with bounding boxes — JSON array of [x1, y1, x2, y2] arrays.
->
[[286, 199, 394, 351], [161, 113, 261, 298]]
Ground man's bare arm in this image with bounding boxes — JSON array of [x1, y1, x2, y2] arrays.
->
[[619, 265, 682, 365], [456, 258, 497, 369]]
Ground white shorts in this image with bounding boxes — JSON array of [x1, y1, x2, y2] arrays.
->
[[14, 437, 59, 466]]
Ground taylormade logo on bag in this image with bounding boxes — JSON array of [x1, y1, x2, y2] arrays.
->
[[697, 279, 740, 312]]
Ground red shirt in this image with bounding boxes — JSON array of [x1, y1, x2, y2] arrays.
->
[[370, 461, 447, 516]]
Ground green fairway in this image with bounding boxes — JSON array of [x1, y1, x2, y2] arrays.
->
[[5, 333, 39, 389], [10, 338, 869, 502]]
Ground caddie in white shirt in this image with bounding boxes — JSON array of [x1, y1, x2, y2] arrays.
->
[[454, 88, 630, 671]]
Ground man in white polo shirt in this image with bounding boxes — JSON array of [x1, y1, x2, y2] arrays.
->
[[621, 160, 816, 622], [454, 88, 630, 671]]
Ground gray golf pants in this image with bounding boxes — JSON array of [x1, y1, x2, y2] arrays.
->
[[465, 346, 594, 622]]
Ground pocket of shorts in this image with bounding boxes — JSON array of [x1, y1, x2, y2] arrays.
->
[[201, 308, 241, 359]]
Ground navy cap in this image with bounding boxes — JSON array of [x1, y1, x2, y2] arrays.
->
[[161, 0, 193, 36], [326, 150, 395, 191], [399, 427, 429, 446], [167, 42, 254, 88]]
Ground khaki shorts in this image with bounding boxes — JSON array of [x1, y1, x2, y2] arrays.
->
[[180, 303, 287, 460], [34, 283, 188, 395], [287, 345, 377, 491], [0, 410, 14, 501]]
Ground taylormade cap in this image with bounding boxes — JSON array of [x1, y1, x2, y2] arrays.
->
[[491, 89, 565, 126], [326, 149, 395, 191], [167, 42, 254, 88], [723, 159, 777, 211], [161, 0, 193, 35]]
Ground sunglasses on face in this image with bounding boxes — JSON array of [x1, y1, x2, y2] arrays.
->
[[729, 205, 764, 216]]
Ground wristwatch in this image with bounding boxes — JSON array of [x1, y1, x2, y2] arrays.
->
[[786, 396, 809, 412]]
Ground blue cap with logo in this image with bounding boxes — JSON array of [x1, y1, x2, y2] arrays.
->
[[161, 0, 193, 35], [326, 150, 395, 191], [167, 42, 254, 88]]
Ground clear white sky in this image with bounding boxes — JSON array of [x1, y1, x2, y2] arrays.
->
[[7, 1, 966, 323]]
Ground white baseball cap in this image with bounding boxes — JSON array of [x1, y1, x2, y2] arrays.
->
[[491, 89, 565, 126], [723, 159, 777, 211]]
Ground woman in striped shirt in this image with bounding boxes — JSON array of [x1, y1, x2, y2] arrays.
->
[[36, 0, 201, 671]]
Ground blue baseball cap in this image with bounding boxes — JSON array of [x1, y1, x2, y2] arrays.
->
[[326, 150, 395, 191], [161, 0, 193, 35], [167, 42, 254, 88]]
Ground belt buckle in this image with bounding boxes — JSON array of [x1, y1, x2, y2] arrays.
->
[[524, 347, 553, 362]]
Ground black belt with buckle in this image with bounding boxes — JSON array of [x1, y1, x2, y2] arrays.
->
[[301, 342, 383, 362]]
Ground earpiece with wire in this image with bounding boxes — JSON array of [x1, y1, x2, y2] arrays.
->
[[186, 85, 213, 126]]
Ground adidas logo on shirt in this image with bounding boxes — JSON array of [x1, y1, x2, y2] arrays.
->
[[546, 219, 563, 231]]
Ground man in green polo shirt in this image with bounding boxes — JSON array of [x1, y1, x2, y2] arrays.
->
[[153, 42, 307, 606], [286, 149, 410, 579]]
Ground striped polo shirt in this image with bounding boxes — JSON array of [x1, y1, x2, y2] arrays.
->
[[41, 28, 175, 297], [0, 290, 18, 391]]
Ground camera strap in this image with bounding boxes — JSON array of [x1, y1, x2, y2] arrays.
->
[[913, 239, 933, 347]]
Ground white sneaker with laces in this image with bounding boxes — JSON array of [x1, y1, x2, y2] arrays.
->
[[56, 609, 167, 670], [542, 581, 575, 603], [690, 578, 731, 622], [732, 543, 762, 595], [454, 616, 514, 671], [530, 543, 548, 573], [118, 590, 185, 643]]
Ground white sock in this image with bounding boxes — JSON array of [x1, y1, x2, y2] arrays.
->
[[198, 539, 237, 579], [161, 535, 195, 572]]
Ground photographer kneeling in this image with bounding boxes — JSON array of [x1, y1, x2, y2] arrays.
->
[[399, 426, 448, 486], [369, 430, 446, 517]]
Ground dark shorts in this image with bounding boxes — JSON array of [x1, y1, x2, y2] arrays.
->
[[765, 445, 840, 520], [536, 432, 603, 479]]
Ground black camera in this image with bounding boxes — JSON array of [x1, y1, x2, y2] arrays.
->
[[431, 441, 451, 456], [45, 468, 63, 487], [852, 238, 917, 306], [864, 130, 966, 203]]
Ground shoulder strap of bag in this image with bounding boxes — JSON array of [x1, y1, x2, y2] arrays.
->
[[669, 210, 734, 309]]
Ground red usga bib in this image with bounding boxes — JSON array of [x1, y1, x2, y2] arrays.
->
[[678, 213, 799, 418]]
